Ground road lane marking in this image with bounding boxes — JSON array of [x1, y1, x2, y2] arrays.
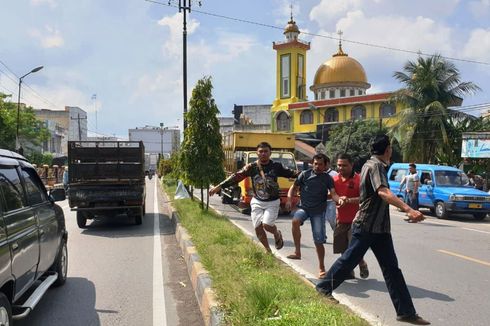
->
[[462, 227, 490, 235], [153, 179, 167, 326], [438, 249, 490, 267]]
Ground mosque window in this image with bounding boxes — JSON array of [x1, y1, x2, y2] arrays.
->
[[297, 54, 305, 99], [380, 103, 396, 118], [276, 111, 290, 131], [315, 93, 318, 100], [358, 90, 363, 95], [350, 89, 355, 96], [329, 90, 335, 98], [300, 110, 313, 124], [280, 54, 290, 98], [321, 91, 325, 99], [351, 105, 366, 120], [325, 108, 339, 122], [340, 89, 346, 97]]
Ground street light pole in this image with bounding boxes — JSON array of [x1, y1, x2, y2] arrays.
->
[[160, 122, 164, 155], [16, 65, 43, 154]]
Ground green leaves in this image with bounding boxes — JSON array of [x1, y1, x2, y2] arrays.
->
[[179, 77, 225, 208]]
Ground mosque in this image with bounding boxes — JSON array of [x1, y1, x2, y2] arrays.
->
[[270, 16, 401, 151]]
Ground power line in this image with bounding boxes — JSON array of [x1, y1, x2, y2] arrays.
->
[[145, 0, 490, 66]]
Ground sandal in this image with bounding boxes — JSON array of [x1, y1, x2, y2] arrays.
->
[[318, 271, 326, 279], [287, 253, 301, 260], [359, 264, 369, 279], [275, 230, 284, 250]]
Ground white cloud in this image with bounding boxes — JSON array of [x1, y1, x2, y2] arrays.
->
[[462, 28, 490, 63], [29, 25, 64, 48], [468, 0, 490, 18], [310, 0, 362, 22], [158, 13, 199, 57], [30, 0, 57, 8]]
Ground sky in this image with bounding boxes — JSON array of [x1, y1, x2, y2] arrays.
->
[[1, 0, 489, 139]]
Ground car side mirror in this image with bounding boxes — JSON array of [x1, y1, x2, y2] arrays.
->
[[50, 188, 66, 202]]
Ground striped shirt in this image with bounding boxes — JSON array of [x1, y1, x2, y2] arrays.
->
[[353, 156, 391, 233]]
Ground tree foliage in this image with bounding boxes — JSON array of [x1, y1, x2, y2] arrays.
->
[[391, 55, 480, 162], [326, 120, 401, 171], [0, 94, 50, 151], [179, 77, 225, 209]]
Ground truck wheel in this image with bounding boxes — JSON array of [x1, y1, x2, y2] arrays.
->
[[77, 211, 87, 228], [0, 293, 12, 326], [134, 206, 143, 225], [435, 201, 448, 219], [50, 239, 68, 286], [473, 213, 487, 220]]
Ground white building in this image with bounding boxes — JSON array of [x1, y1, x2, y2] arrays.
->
[[128, 125, 180, 155]]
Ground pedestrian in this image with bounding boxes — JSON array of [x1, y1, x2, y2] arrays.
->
[[399, 163, 419, 210], [316, 134, 430, 325], [332, 153, 368, 279], [209, 142, 298, 253], [325, 157, 338, 231], [285, 153, 341, 279]]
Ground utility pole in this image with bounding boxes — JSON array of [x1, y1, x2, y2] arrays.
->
[[169, 0, 202, 131], [71, 113, 87, 141]]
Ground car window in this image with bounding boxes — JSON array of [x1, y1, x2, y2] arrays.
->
[[389, 168, 407, 182], [420, 171, 432, 185], [0, 167, 26, 212], [20, 167, 48, 205], [435, 170, 469, 186]]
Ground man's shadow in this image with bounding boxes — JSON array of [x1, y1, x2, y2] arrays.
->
[[331, 278, 454, 302]]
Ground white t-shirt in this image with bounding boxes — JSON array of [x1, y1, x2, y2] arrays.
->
[[404, 173, 419, 192]]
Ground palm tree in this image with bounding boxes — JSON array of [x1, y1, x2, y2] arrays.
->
[[391, 54, 480, 163]]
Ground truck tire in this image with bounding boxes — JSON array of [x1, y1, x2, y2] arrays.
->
[[0, 292, 12, 326], [77, 211, 87, 228], [435, 201, 448, 219], [50, 239, 68, 287], [473, 213, 487, 220], [134, 206, 144, 225]]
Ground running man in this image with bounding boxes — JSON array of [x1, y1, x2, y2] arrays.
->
[[209, 142, 298, 253], [285, 153, 341, 279], [333, 153, 368, 279]]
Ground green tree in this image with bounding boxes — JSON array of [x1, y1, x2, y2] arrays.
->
[[392, 55, 480, 162], [0, 94, 50, 151], [179, 77, 225, 209], [326, 120, 401, 171]]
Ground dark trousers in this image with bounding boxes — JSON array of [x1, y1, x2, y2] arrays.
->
[[316, 224, 417, 317], [405, 191, 419, 210]]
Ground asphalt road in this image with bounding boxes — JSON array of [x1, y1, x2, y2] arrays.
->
[[206, 194, 490, 326], [17, 177, 203, 326]]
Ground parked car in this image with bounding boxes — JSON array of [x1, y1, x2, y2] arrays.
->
[[388, 163, 490, 220], [0, 149, 68, 323]]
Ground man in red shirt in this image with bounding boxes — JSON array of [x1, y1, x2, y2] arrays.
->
[[333, 153, 369, 279]]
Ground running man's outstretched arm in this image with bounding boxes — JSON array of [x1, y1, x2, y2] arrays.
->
[[209, 164, 252, 196]]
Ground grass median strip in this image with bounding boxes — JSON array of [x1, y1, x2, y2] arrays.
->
[[165, 182, 368, 326]]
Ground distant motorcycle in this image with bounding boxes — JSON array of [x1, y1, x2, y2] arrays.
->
[[148, 174, 153, 180]]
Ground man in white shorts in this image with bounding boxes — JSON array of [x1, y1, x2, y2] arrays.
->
[[209, 142, 299, 252]]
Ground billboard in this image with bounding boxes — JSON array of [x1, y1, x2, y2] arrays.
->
[[461, 132, 490, 158]]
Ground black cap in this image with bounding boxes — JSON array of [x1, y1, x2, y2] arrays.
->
[[371, 134, 390, 155]]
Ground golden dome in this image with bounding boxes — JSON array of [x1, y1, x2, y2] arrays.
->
[[312, 46, 369, 87], [284, 19, 299, 34]]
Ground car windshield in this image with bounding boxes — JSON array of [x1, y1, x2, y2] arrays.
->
[[434, 170, 469, 186], [248, 152, 296, 170]]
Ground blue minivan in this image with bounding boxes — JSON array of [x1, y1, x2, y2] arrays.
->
[[388, 163, 490, 220]]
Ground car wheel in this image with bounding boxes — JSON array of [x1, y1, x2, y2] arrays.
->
[[50, 239, 68, 286], [221, 194, 232, 204], [0, 293, 12, 326], [134, 206, 143, 225], [473, 213, 487, 220], [435, 201, 447, 219], [77, 211, 87, 228]]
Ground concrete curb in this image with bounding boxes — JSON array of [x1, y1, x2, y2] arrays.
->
[[163, 189, 223, 326]]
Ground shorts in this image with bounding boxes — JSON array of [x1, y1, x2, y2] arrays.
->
[[250, 197, 280, 229], [293, 208, 326, 244], [333, 222, 352, 254], [325, 201, 336, 231]]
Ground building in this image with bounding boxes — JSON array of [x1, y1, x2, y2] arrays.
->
[[270, 18, 402, 148], [34, 106, 88, 155], [128, 125, 180, 155], [218, 104, 272, 134]]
